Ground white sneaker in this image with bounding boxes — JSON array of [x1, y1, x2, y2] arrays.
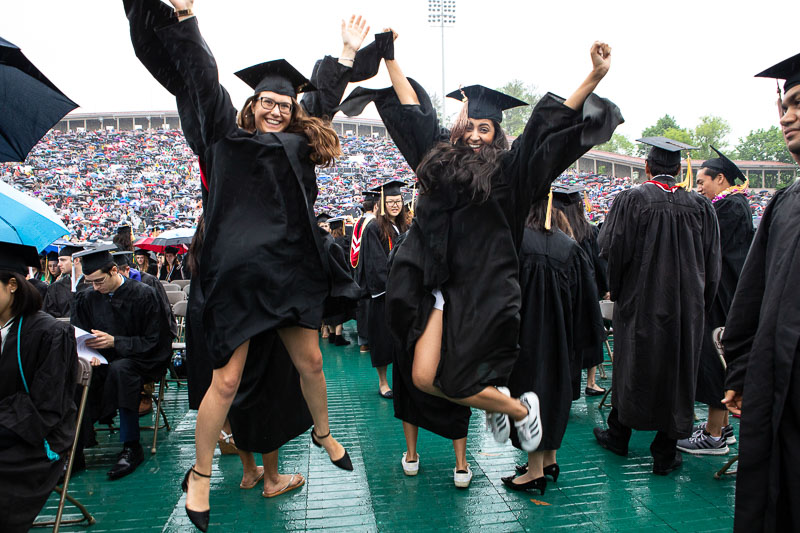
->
[[488, 386, 511, 443], [453, 464, 473, 488], [515, 392, 542, 452], [401, 452, 419, 476]]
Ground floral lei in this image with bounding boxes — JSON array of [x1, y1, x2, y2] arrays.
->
[[712, 180, 749, 204]]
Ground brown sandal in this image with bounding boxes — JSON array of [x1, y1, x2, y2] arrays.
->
[[262, 473, 305, 498]]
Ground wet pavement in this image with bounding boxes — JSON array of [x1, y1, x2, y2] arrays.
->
[[37, 322, 736, 532]]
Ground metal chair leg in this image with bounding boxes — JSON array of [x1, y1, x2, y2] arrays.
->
[[598, 387, 612, 410], [714, 454, 739, 479], [151, 375, 169, 454]]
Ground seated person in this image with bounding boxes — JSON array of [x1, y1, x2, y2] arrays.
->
[[0, 242, 78, 533], [71, 245, 168, 480]]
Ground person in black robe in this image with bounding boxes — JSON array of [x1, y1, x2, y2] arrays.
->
[[158, 246, 184, 282], [323, 217, 356, 346], [721, 54, 800, 532], [43, 244, 88, 318], [28, 277, 49, 301], [124, 3, 370, 526], [133, 249, 155, 277], [552, 185, 608, 396], [338, 36, 620, 458], [362, 180, 410, 399], [350, 192, 379, 352], [677, 148, 753, 455], [502, 200, 603, 494], [0, 243, 77, 533], [71, 245, 168, 481], [593, 137, 721, 475]]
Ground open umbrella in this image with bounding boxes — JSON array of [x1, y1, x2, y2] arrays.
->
[[0, 35, 79, 162], [0, 180, 69, 251]]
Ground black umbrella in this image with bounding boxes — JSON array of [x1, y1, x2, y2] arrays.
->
[[0, 35, 78, 162]]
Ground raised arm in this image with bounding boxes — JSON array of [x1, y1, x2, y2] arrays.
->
[[563, 42, 611, 111], [383, 29, 419, 105]]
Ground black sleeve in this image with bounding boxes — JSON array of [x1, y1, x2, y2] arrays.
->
[[572, 246, 605, 351], [597, 189, 638, 301], [362, 223, 389, 296], [300, 56, 353, 120], [503, 92, 624, 216], [701, 198, 722, 313], [114, 288, 162, 359]]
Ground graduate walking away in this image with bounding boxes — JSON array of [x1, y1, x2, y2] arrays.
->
[[124, 1, 367, 529], [593, 137, 721, 475], [0, 243, 78, 533], [722, 53, 800, 533], [338, 33, 621, 472]]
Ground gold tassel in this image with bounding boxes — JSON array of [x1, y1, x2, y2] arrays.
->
[[449, 86, 470, 144], [677, 156, 694, 190], [380, 185, 385, 216], [583, 190, 592, 214], [410, 182, 417, 216], [777, 79, 784, 120], [544, 188, 554, 230]]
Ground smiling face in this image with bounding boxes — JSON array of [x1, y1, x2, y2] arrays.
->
[[461, 118, 496, 152], [780, 85, 800, 158], [252, 91, 294, 133]]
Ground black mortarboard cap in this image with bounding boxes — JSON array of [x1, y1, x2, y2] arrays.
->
[[552, 184, 585, 207], [234, 59, 316, 98], [363, 190, 380, 200], [371, 179, 407, 197], [701, 146, 746, 185], [117, 223, 132, 234], [58, 244, 84, 257], [328, 216, 345, 230], [133, 248, 150, 257], [316, 212, 332, 223], [164, 246, 180, 254], [0, 242, 40, 275], [111, 251, 134, 268], [637, 136, 698, 167], [755, 52, 800, 92], [46, 251, 59, 261], [446, 85, 527, 123], [73, 244, 117, 275]]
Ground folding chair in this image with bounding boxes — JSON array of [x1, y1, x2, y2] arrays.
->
[[598, 301, 615, 409], [173, 279, 191, 289], [712, 326, 738, 479], [162, 283, 181, 292], [167, 300, 188, 388], [33, 358, 96, 530], [166, 291, 185, 306], [182, 284, 190, 297]]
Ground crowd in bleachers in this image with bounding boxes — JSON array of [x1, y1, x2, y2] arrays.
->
[[0, 129, 773, 235]]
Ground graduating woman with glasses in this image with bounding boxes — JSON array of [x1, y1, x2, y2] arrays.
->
[[338, 31, 622, 470], [122, 0, 390, 529]]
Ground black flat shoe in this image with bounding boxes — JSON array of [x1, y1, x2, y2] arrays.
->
[[379, 389, 394, 399], [653, 452, 683, 476], [311, 428, 354, 471], [593, 427, 628, 457], [501, 474, 546, 495], [334, 335, 351, 346], [182, 465, 211, 532], [543, 463, 560, 482], [107, 444, 144, 480], [585, 386, 606, 397]]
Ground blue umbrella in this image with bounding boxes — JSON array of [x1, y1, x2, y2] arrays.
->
[[0, 180, 69, 251], [0, 35, 79, 162]]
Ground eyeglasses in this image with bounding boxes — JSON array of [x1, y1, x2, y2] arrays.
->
[[385, 200, 403, 207], [257, 97, 293, 115], [86, 274, 110, 287]]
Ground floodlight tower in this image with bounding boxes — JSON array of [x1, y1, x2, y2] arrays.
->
[[428, 0, 456, 120]]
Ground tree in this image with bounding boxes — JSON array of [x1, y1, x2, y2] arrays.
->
[[693, 115, 731, 159], [735, 126, 795, 164], [638, 115, 693, 155], [496, 80, 541, 136], [595, 133, 636, 155]]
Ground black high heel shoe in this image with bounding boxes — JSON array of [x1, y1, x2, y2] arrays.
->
[[311, 428, 354, 471], [501, 474, 546, 495], [543, 463, 560, 482], [515, 462, 528, 475], [182, 465, 211, 532]]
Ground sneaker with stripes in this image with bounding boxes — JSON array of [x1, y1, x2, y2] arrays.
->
[[692, 422, 736, 445], [487, 387, 511, 443], [677, 430, 729, 455], [515, 392, 542, 452]]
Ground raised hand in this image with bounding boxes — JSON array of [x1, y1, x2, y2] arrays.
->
[[382, 27, 400, 41], [590, 41, 611, 80], [165, 0, 193, 11], [341, 15, 370, 56]]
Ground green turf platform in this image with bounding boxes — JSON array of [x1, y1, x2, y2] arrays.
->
[[36, 322, 736, 532]]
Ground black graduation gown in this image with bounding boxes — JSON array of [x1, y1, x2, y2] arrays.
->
[[696, 193, 753, 408], [151, 17, 358, 368], [339, 79, 621, 437], [0, 312, 77, 532], [509, 228, 603, 451], [43, 275, 90, 318], [722, 181, 800, 533], [362, 221, 398, 368], [71, 278, 167, 416], [598, 178, 721, 439], [321, 229, 360, 326], [578, 225, 608, 370], [29, 278, 49, 302], [351, 215, 376, 342]]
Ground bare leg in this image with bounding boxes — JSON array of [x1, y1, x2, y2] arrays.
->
[[706, 406, 727, 437], [377, 365, 391, 394], [412, 311, 527, 420], [261, 450, 298, 494], [403, 422, 419, 462], [335, 324, 343, 336], [186, 340, 250, 512], [279, 326, 345, 462], [238, 450, 263, 488], [452, 437, 468, 471], [543, 449, 557, 468], [514, 451, 545, 483], [587, 366, 604, 390]]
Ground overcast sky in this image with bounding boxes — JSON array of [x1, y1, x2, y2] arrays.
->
[[2, 0, 794, 148]]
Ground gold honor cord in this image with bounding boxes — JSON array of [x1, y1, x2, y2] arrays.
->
[[544, 187, 554, 230]]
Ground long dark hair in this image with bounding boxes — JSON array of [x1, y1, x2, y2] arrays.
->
[[526, 197, 573, 237], [416, 120, 508, 204], [376, 200, 410, 246], [187, 214, 205, 277], [0, 271, 42, 317], [558, 201, 592, 243]]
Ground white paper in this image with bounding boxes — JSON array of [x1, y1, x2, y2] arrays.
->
[[74, 327, 108, 364]]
